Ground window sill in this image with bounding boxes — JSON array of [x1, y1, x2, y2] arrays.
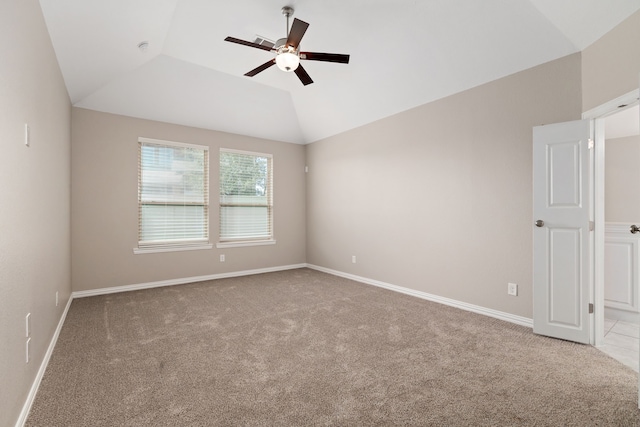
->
[[216, 239, 276, 249], [133, 243, 213, 254]]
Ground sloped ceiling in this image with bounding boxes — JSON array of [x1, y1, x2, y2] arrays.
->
[[39, 0, 640, 144]]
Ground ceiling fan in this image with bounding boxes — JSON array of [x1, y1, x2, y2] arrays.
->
[[224, 6, 350, 86]]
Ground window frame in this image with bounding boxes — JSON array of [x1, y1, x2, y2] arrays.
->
[[217, 148, 275, 248], [134, 137, 212, 254]]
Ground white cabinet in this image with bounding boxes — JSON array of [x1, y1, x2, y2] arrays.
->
[[605, 223, 640, 313]]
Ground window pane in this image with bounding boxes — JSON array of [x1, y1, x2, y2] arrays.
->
[[140, 205, 207, 242], [220, 152, 268, 197], [219, 150, 272, 241], [138, 139, 209, 247], [220, 206, 269, 239], [140, 145, 206, 204]]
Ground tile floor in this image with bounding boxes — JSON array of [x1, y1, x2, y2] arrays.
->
[[599, 318, 639, 372]]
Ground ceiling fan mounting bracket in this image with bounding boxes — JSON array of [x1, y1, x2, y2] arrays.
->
[[281, 6, 294, 18]]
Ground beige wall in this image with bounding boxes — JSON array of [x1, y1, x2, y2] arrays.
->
[[0, 1, 71, 426], [582, 10, 640, 112], [71, 108, 306, 292], [306, 54, 582, 319], [606, 135, 640, 223]]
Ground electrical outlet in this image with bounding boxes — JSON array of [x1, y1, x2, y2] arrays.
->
[[220, 254, 225, 262], [508, 283, 518, 296], [352, 255, 356, 264], [25, 313, 31, 338], [26, 338, 31, 363]]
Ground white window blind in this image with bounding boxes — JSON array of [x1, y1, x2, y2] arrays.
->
[[138, 138, 209, 248], [219, 149, 273, 242]]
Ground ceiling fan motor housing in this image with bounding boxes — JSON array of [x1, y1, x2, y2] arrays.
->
[[274, 37, 288, 49]]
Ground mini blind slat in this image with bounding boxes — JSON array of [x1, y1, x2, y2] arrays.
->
[[219, 150, 273, 241], [138, 140, 209, 246]]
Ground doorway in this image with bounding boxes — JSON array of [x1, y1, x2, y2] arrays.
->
[[583, 90, 640, 363], [533, 88, 640, 406], [597, 104, 640, 370]]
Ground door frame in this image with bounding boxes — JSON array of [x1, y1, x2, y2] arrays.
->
[[582, 88, 640, 346]]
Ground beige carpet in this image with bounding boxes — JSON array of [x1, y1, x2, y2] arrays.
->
[[26, 268, 640, 426]]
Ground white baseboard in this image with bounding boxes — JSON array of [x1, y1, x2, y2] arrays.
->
[[604, 307, 640, 324], [306, 264, 533, 328], [15, 295, 73, 427], [72, 263, 308, 298]]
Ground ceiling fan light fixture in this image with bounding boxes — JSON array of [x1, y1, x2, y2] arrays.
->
[[276, 51, 300, 72]]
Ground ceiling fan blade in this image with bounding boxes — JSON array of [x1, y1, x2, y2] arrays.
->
[[245, 60, 276, 77], [294, 63, 313, 86], [300, 52, 350, 64], [286, 18, 309, 49], [224, 36, 273, 52]]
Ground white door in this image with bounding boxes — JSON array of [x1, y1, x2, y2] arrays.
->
[[533, 119, 593, 344]]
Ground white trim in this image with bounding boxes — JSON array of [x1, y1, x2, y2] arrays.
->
[[15, 296, 73, 427], [593, 117, 605, 347], [72, 263, 307, 298], [582, 89, 640, 120], [133, 243, 213, 254], [604, 306, 640, 324], [306, 264, 533, 328], [216, 239, 276, 249], [138, 137, 209, 151]]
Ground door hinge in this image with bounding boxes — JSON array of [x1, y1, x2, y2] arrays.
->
[[588, 139, 594, 149], [589, 303, 594, 314], [589, 221, 595, 231]]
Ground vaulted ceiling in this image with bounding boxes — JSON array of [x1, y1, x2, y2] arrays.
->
[[39, 0, 640, 144]]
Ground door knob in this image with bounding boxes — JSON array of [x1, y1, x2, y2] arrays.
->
[[631, 224, 640, 234], [535, 220, 544, 228]]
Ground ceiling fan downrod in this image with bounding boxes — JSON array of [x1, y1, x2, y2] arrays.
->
[[282, 6, 294, 37]]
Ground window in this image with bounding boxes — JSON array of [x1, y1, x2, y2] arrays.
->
[[136, 137, 210, 253], [219, 149, 273, 246]]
